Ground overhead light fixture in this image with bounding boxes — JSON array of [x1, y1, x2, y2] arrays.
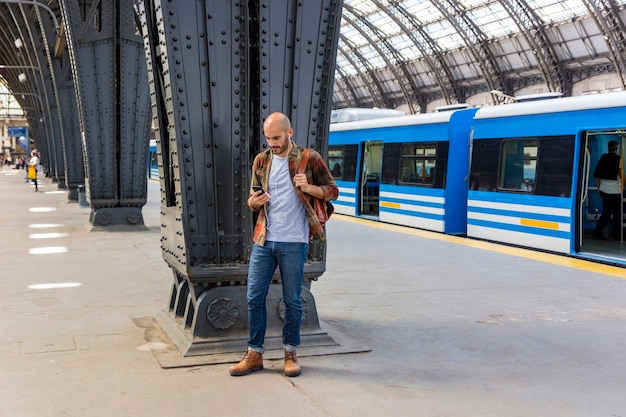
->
[[14, 38, 23, 48], [18, 73, 27, 83]]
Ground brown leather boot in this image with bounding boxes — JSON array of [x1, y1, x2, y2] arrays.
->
[[229, 349, 263, 376], [284, 350, 301, 377]]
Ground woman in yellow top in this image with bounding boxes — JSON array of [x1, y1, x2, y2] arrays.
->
[[28, 151, 40, 192]]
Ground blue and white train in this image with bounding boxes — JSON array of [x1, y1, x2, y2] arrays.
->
[[328, 92, 626, 267], [148, 139, 159, 180]]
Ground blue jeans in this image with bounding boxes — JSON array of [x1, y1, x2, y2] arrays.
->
[[596, 191, 622, 237], [247, 241, 308, 350]]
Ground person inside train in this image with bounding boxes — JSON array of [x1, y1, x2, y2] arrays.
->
[[331, 162, 342, 177], [592, 140, 622, 240], [424, 167, 434, 184]]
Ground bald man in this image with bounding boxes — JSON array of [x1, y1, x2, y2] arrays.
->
[[230, 112, 338, 377]]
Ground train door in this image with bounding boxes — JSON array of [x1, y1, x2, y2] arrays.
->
[[577, 130, 626, 262], [359, 140, 382, 217]]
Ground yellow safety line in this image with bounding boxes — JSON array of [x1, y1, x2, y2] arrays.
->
[[334, 214, 626, 279]]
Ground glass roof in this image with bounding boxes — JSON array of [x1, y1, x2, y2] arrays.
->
[[338, 0, 592, 77], [0, 84, 26, 117]]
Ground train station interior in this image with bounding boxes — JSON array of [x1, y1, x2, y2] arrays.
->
[[3, 1, 626, 138], [1, 1, 626, 416]]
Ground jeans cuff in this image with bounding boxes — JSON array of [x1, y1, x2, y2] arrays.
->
[[248, 346, 264, 354]]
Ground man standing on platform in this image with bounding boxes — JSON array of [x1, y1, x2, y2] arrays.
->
[[229, 112, 338, 377]]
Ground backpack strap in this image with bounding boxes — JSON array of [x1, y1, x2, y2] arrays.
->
[[298, 148, 310, 174]]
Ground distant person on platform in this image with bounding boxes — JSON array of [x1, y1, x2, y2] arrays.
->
[[592, 140, 622, 240], [229, 112, 338, 378], [29, 151, 40, 192]]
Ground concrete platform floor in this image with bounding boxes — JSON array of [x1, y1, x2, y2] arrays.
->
[[1, 168, 626, 417]]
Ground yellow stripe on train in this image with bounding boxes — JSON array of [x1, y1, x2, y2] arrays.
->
[[520, 218, 560, 230], [380, 201, 401, 208]]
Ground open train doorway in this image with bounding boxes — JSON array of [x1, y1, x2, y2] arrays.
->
[[359, 140, 382, 217], [577, 129, 626, 264]]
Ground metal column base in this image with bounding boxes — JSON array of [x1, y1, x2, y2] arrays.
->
[[159, 283, 337, 356], [137, 282, 370, 368], [88, 207, 146, 230]]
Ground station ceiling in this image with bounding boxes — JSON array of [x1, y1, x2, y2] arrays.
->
[[333, 0, 626, 113], [1, 1, 625, 117]]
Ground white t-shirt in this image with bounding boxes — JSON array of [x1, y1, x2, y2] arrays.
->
[[599, 178, 621, 194], [265, 155, 309, 243], [30, 156, 40, 170]]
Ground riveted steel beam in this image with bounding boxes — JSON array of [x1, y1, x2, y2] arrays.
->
[[139, 0, 343, 357], [59, 0, 151, 227]]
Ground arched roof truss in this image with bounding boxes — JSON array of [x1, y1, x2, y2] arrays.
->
[[430, 0, 505, 94], [332, 49, 365, 108], [583, 0, 626, 87], [3, 1, 626, 116], [331, 0, 626, 111], [0, 2, 56, 131], [496, 0, 566, 95], [336, 36, 387, 108], [343, 3, 421, 113], [371, 0, 461, 107]]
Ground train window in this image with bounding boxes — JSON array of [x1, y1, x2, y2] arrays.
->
[[328, 145, 357, 181], [469, 139, 499, 191], [534, 136, 574, 197], [499, 139, 538, 192], [399, 143, 437, 185], [382, 143, 401, 184], [471, 136, 574, 196], [328, 147, 344, 179]]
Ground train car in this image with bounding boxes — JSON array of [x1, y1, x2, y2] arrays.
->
[[148, 139, 159, 179], [468, 91, 626, 266], [328, 107, 478, 234], [330, 107, 406, 123]]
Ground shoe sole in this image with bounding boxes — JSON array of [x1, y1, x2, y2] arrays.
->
[[229, 365, 263, 376], [284, 369, 301, 377]]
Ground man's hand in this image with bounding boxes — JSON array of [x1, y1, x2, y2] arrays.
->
[[249, 190, 270, 211], [294, 173, 323, 198], [293, 173, 309, 192]]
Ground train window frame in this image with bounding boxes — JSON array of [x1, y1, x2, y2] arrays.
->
[[398, 142, 437, 186], [498, 139, 538, 193]]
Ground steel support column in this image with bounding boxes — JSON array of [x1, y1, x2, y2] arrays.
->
[[139, 0, 343, 358], [59, 0, 151, 227]]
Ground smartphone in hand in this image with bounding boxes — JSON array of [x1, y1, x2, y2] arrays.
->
[[252, 185, 264, 194]]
